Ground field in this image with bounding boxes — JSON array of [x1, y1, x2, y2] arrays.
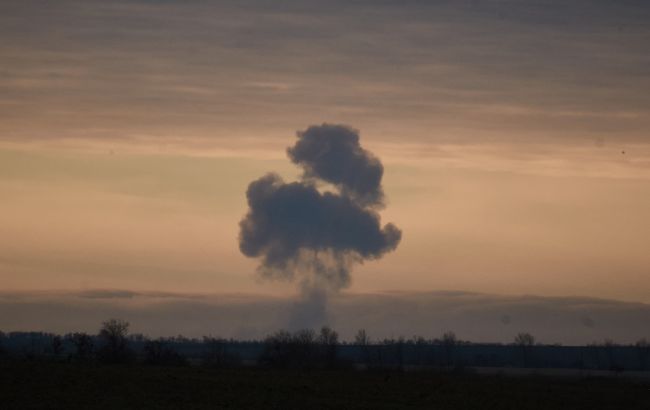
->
[[1, 361, 649, 409]]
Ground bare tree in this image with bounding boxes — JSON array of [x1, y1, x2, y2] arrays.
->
[[97, 318, 133, 363], [442, 331, 457, 346], [318, 326, 339, 367], [514, 333, 535, 346], [69, 332, 94, 361], [201, 336, 240, 368], [441, 331, 457, 366], [144, 339, 187, 366], [260, 329, 316, 368], [294, 329, 316, 345], [318, 326, 339, 346], [514, 332, 535, 367], [354, 329, 370, 346], [636, 338, 649, 371], [353, 329, 372, 366], [410, 335, 428, 366], [410, 335, 427, 345], [271, 329, 293, 344], [100, 319, 129, 341]]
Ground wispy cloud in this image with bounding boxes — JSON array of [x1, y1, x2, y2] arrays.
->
[[0, 0, 648, 146]]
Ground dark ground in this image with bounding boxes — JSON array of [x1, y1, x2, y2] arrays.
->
[[1, 361, 649, 409]]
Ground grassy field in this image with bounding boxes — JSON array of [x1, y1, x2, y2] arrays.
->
[[1, 361, 649, 409]]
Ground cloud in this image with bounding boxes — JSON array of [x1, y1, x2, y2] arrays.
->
[[239, 173, 400, 287], [1, 0, 648, 147], [239, 124, 401, 291], [76, 289, 139, 299]]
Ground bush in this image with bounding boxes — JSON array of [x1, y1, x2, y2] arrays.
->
[[201, 337, 241, 368], [50, 335, 64, 358], [260, 329, 316, 369], [260, 327, 344, 369], [68, 333, 94, 361], [318, 326, 339, 368], [143, 340, 187, 366]]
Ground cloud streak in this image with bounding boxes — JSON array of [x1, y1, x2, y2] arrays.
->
[[1, 0, 648, 146]]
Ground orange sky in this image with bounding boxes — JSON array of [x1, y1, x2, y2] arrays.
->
[[1, 0, 649, 303]]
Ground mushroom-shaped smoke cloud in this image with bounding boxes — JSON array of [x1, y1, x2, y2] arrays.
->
[[239, 124, 401, 291]]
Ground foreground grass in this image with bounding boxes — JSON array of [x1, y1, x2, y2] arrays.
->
[[1, 360, 649, 409]]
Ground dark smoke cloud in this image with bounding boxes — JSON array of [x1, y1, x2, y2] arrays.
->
[[239, 124, 401, 292], [287, 124, 384, 207]]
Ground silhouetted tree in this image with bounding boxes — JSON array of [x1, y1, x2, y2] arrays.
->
[[318, 326, 338, 345], [410, 336, 429, 366], [354, 329, 370, 346], [50, 335, 64, 358], [260, 329, 321, 369], [601, 339, 622, 371], [354, 329, 371, 366], [514, 332, 535, 367], [294, 329, 319, 366], [442, 331, 457, 345], [514, 333, 535, 346], [68, 332, 94, 361], [442, 331, 457, 366], [410, 335, 427, 345], [295, 328, 316, 344], [97, 319, 134, 364], [0, 330, 6, 358], [635, 338, 649, 371], [318, 326, 339, 367], [202, 337, 240, 367], [144, 340, 187, 366], [396, 336, 405, 370], [260, 330, 294, 368]]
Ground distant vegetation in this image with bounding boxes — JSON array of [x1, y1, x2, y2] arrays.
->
[[2, 320, 650, 409], [1, 320, 649, 372]]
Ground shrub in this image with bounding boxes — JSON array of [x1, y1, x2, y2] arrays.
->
[[68, 332, 94, 361], [143, 340, 187, 366], [260, 329, 317, 369], [50, 335, 64, 357], [201, 337, 241, 368], [260, 327, 344, 369]]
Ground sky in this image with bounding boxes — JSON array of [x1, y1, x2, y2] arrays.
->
[[3, 289, 650, 344], [1, 0, 649, 339]]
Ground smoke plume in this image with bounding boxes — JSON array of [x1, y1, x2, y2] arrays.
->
[[287, 124, 385, 207], [239, 124, 401, 325]]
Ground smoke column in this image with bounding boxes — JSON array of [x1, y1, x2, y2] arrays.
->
[[239, 124, 401, 327]]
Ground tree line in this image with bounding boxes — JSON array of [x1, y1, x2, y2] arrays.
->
[[1, 319, 649, 371]]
